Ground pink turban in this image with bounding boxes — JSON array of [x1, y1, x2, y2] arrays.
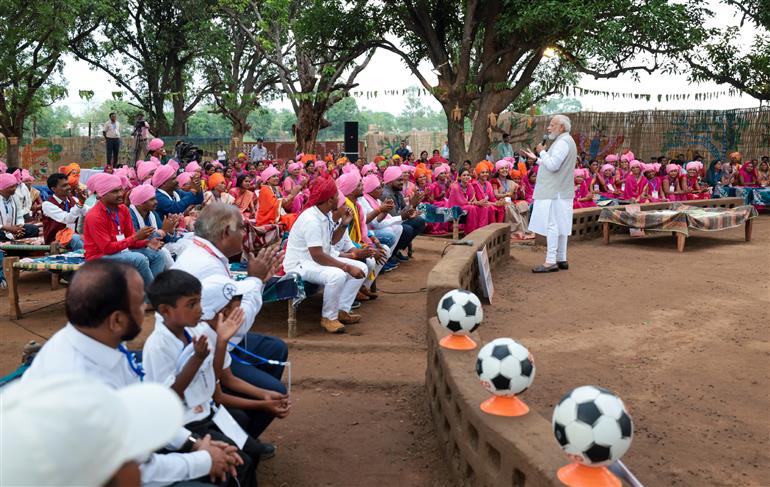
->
[[605, 154, 619, 163], [685, 161, 702, 171], [383, 166, 403, 184], [0, 173, 18, 190], [151, 165, 176, 188], [601, 164, 615, 174], [433, 164, 450, 177], [137, 161, 156, 181], [574, 168, 589, 179], [212, 160, 224, 169], [495, 160, 513, 172], [642, 163, 654, 173], [147, 138, 164, 151], [12, 169, 22, 182], [363, 174, 381, 194], [177, 172, 192, 187], [629, 160, 642, 169], [127, 167, 137, 181], [167, 160, 180, 172], [118, 174, 132, 190], [360, 163, 377, 176], [336, 172, 361, 196], [400, 164, 415, 173], [185, 161, 201, 173], [666, 164, 680, 174], [19, 169, 33, 182], [620, 151, 635, 162], [86, 173, 122, 197], [288, 162, 302, 173], [336, 189, 347, 209], [314, 160, 326, 170], [129, 183, 156, 206], [652, 163, 662, 173], [149, 156, 161, 167], [260, 165, 280, 182]]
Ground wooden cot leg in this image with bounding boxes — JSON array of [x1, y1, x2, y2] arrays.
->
[[602, 222, 610, 244], [287, 300, 297, 339], [676, 233, 686, 252], [50, 272, 60, 290], [452, 220, 460, 240], [745, 219, 753, 242], [4, 256, 22, 319]]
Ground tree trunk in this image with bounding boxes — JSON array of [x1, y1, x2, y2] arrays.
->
[[2, 133, 21, 167], [294, 100, 330, 154]]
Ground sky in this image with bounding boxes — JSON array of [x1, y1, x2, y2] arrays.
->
[[56, 0, 762, 117]]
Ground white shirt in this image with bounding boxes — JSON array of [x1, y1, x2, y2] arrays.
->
[[103, 120, 120, 138], [216, 150, 227, 162], [143, 316, 232, 424], [20, 324, 212, 486], [42, 195, 85, 227], [250, 144, 267, 162], [157, 188, 181, 203], [13, 183, 32, 216], [356, 196, 402, 230], [1, 194, 23, 239], [172, 237, 264, 347], [283, 206, 334, 271]]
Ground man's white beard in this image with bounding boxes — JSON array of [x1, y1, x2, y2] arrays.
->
[[547, 132, 557, 140]]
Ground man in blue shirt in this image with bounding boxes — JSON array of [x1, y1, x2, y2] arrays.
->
[[151, 165, 203, 218]]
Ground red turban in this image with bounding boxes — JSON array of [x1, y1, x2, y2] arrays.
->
[[304, 175, 337, 210]]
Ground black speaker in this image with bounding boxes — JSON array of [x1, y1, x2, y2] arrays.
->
[[344, 121, 358, 154]]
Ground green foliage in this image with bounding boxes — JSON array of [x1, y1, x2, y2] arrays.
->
[[539, 97, 583, 115]]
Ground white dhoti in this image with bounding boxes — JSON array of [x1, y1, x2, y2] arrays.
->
[[529, 198, 573, 264], [289, 257, 367, 320]]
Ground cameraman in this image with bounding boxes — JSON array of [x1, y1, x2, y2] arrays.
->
[[131, 114, 152, 166], [102, 113, 120, 166]]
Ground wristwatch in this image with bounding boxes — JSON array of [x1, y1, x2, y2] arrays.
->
[[181, 433, 201, 452]]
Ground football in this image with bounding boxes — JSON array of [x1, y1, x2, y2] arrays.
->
[[436, 289, 483, 334], [552, 385, 633, 466], [475, 338, 535, 396]]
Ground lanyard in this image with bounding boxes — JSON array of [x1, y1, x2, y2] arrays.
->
[[118, 344, 145, 381], [228, 340, 288, 367], [193, 239, 231, 276], [106, 207, 121, 233]]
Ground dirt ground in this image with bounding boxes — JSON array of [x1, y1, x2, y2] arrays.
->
[[0, 238, 453, 487], [489, 216, 770, 487]]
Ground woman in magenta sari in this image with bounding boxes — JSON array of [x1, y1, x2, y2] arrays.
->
[[448, 169, 489, 234], [522, 169, 536, 204], [282, 162, 308, 213], [640, 164, 665, 202], [622, 160, 648, 202], [662, 164, 687, 201], [597, 164, 622, 199], [683, 161, 711, 200], [473, 162, 505, 223], [431, 164, 452, 204], [737, 160, 759, 187], [573, 169, 596, 208]]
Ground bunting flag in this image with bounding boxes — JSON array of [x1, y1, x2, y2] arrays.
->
[[574, 86, 742, 101]]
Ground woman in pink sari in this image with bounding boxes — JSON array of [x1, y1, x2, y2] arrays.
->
[[282, 162, 308, 213], [522, 169, 536, 204], [448, 169, 489, 234], [573, 169, 596, 208], [737, 160, 759, 187], [622, 160, 649, 202], [662, 164, 687, 201], [473, 162, 505, 223], [684, 161, 711, 200], [641, 164, 665, 202], [597, 164, 622, 199]]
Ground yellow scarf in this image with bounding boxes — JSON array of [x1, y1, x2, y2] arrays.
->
[[344, 198, 362, 244]]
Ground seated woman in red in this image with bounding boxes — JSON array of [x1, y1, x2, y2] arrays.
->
[[684, 161, 711, 200], [573, 169, 596, 208], [640, 164, 665, 202], [596, 164, 622, 199], [661, 164, 687, 201], [473, 161, 505, 224], [737, 159, 760, 187], [622, 160, 648, 203], [447, 169, 490, 234]]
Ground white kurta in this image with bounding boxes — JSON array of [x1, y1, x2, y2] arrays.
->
[[528, 136, 574, 236]]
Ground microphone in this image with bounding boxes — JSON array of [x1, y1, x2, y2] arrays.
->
[[450, 240, 474, 246], [541, 134, 548, 146]]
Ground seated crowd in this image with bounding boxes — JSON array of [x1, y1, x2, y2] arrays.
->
[[0, 138, 768, 486]]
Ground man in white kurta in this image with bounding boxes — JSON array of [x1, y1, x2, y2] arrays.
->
[[522, 115, 577, 273]]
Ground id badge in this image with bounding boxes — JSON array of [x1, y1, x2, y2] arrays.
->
[[212, 405, 248, 449], [652, 190, 659, 199], [116, 233, 125, 242]]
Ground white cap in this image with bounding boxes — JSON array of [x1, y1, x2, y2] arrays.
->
[[1, 374, 184, 486], [200, 274, 258, 320]]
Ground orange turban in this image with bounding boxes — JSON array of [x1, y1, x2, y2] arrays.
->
[[510, 169, 523, 179], [336, 157, 349, 166], [207, 173, 225, 190], [475, 160, 494, 176], [414, 165, 432, 181], [373, 155, 385, 163], [300, 153, 315, 164]]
